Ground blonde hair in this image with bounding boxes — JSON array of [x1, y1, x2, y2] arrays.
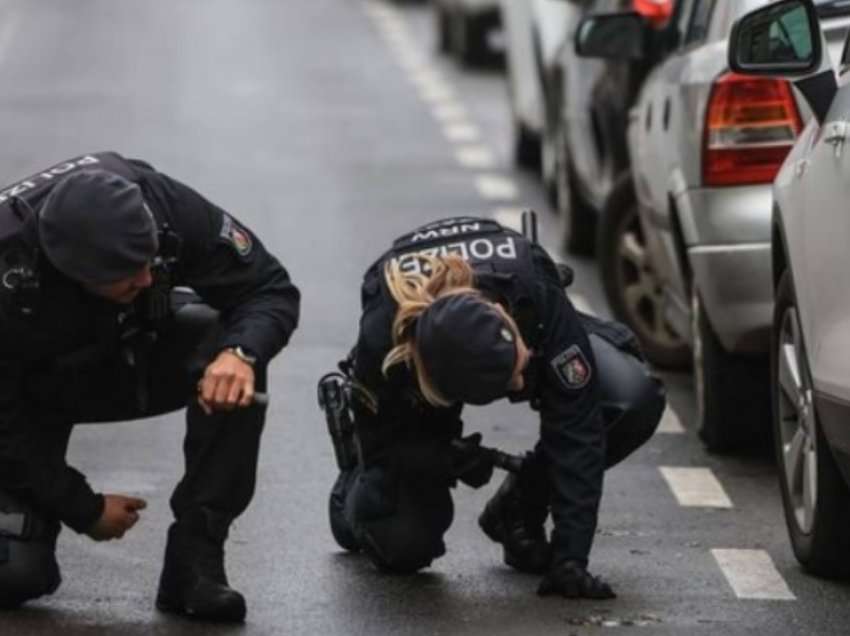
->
[[381, 254, 520, 407]]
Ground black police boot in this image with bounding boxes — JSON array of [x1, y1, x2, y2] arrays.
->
[[156, 508, 246, 623], [478, 473, 551, 574]]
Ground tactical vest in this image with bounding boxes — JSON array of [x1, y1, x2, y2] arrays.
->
[[366, 217, 546, 349]]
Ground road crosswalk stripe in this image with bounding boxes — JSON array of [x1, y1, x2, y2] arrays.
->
[[712, 549, 796, 600], [659, 466, 733, 508], [432, 102, 468, 123], [475, 175, 518, 201]]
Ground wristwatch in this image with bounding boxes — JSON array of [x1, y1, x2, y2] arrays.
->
[[224, 346, 257, 367]]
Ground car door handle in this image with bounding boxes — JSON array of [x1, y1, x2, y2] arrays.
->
[[823, 120, 848, 145]]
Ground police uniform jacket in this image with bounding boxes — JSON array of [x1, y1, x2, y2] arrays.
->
[[0, 152, 300, 533], [352, 217, 604, 568]]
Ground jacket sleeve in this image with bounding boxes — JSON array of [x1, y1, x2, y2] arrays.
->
[[536, 280, 605, 568], [137, 166, 300, 364], [0, 363, 104, 533]]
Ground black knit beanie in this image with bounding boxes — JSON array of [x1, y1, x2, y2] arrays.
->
[[39, 170, 159, 285]]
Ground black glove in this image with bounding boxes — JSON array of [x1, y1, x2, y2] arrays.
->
[[537, 561, 616, 599], [452, 433, 494, 489]]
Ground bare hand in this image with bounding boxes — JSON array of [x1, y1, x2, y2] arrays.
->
[[197, 350, 255, 415], [86, 494, 147, 541]]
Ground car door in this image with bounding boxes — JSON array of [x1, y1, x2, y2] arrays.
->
[[791, 38, 850, 401], [629, 0, 711, 329]]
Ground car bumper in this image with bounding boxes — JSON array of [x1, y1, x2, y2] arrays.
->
[[678, 185, 773, 354]]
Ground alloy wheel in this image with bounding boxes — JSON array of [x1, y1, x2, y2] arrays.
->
[[776, 305, 818, 534], [614, 209, 684, 352]]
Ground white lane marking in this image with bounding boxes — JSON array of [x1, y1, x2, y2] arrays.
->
[[657, 406, 686, 434], [475, 175, 519, 201], [443, 123, 480, 143], [418, 82, 455, 104], [569, 293, 595, 316], [432, 102, 469, 124], [409, 67, 444, 86], [659, 467, 733, 508], [491, 207, 523, 232], [455, 145, 496, 169], [712, 549, 796, 600]]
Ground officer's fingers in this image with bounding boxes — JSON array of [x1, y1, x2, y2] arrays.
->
[[226, 376, 245, 407], [238, 382, 255, 408], [125, 497, 147, 511], [212, 374, 235, 408]]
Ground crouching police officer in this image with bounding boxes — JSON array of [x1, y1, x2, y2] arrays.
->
[[322, 216, 664, 599], [0, 152, 300, 621]]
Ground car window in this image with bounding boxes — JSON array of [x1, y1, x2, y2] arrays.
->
[[683, 0, 716, 46]]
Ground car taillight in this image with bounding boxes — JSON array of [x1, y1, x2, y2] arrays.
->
[[703, 73, 802, 187], [633, 0, 673, 27]]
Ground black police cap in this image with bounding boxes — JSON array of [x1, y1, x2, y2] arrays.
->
[[415, 293, 517, 405]]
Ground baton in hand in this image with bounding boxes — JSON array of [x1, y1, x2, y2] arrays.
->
[[450, 439, 527, 475]]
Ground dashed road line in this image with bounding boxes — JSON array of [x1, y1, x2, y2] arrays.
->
[[443, 123, 481, 143], [432, 102, 469, 124], [712, 549, 796, 600], [418, 82, 455, 104], [657, 406, 686, 434], [475, 175, 519, 201], [659, 466, 733, 508], [455, 145, 496, 170]]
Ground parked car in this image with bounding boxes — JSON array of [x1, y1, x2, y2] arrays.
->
[[551, 0, 674, 256], [580, 0, 846, 449], [501, 0, 576, 174], [434, 0, 502, 66], [729, 0, 850, 575]]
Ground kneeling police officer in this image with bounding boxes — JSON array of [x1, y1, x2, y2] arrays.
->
[[323, 216, 664, 598], [0, 152, 300, 621]]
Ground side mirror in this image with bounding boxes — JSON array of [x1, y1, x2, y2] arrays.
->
[[728, 0, 836, 123], [729, 0, 821, 75], [575, 12, 647, 60]]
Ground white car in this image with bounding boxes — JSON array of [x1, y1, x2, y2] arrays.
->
[[729, 0, 850, 575], [500, 0, 577, 180]]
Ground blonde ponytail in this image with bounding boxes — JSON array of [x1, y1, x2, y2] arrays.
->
[[382, 254, 479, 406]]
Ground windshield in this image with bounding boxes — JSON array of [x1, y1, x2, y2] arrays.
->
[[816, 0, 850, 18]]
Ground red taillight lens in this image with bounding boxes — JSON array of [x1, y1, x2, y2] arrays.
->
[[703, 73, 802, 187], [633, 0, 673, 27]]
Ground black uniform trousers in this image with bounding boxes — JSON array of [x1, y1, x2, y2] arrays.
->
[[0, 295, 267, 605], [329, 334, 665, 573]]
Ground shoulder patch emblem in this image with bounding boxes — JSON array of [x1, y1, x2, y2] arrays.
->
[[550, 345, 592, 390], [219, 214, 253, 257]]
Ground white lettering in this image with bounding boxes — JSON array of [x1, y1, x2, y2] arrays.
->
[[76, 155, 100, 166], [496, 237, 518, 259], [8, 181, 36, 198], [469, 239, 494, 260], [50, 163, 76, 176]]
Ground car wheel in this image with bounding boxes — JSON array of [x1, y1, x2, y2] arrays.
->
[[555, 130, 595, 257], [512, 118, 541, 170], [692, 287, 769, 452], [435, 5, 451, 54], [598, 175, 689, 369], [450, 10, 488, 67], [773, 270, 850, 577]]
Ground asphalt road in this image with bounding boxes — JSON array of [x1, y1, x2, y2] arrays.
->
[[2, 1, 850, 634]]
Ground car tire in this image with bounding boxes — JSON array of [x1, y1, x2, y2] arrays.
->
[[512, 118, 541, 170], [692, 287, 769, 452], [772, 270, 850, 577], [555, 130, 596, 257], [597, 174, 689, 369], [450, 10, 488, 67], [435, 5, 451, 54]]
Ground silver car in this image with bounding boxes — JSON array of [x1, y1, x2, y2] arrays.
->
[[578, 0, 846, 450], [730, 0, 850, 577]]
